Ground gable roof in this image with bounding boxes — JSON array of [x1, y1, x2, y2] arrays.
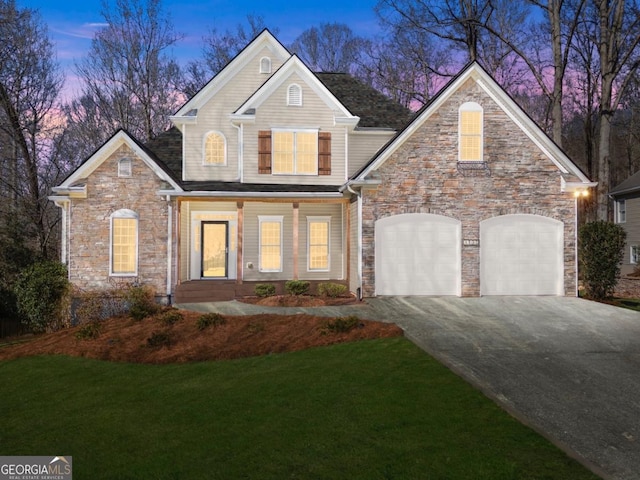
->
[[351, 62, 594, 190], [610, 170, 640, 197], [315, 73, 414, 130]]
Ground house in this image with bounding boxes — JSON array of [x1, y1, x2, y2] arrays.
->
[[610, 172, 640, 275], [50, 30, 595, 303]]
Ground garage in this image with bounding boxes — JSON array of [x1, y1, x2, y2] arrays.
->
[[375, 213, 461, 296], [480, 214, 564, 295]]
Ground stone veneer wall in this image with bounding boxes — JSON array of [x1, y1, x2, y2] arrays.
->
[[361, 79, 577, 297], [68, 145, 174, 298]]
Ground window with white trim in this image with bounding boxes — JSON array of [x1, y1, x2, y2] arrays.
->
[[459, 102, 483, 162], [273, 129, 317, 175], [631, 245, 640, 264], [203, 131, 226, 165], [259, 216, 283, 272], [287, 83, 302, 106], [118, 158, 132, 177], [110, 209, 138, 276], [616, 199, 626, 223], [260, 56, 271, 74], [307, 217, 330, 271]]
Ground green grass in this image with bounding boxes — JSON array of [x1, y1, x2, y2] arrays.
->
[[0, 338, 598, 479], [611, 297, 640, 311]]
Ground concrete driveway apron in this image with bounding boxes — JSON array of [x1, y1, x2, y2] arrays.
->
[[179, 296, 640, 479]]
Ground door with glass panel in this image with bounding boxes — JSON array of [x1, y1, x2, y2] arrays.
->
[[201, 221, 228, 278]]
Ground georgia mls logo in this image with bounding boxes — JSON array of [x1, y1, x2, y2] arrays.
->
[[0, 456, 72, 480]]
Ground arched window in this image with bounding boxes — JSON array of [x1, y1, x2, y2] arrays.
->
[[110, 209, 138, 276], [459, 102, 483, 162], [118, 158, 132, 177], [287, 84, 302, 106], [260, 56, 271, 74], [203, 131, 226, 165]]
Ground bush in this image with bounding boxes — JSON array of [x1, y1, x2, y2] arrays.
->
[[13, 261, 70, 333], [147, 331, 172, 348], [318, 282, 348, 298], [323, 315, 362, 333], [285, 280, 310, 296], [75, 322, 102, 340], [73, 288, 129, 324], [126, 285, 159, 321], [579, 220, 626, 300], [197, 312, 226, 330], [255, 283, 276, 297], [159, 308, 183, 325]]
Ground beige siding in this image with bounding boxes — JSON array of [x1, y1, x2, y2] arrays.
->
[[349, 200, 359, 294], [619, 196, 640, 274], [183, 46, 286, 181], [349, 131, 396, 176], [299, 203, 344, 280], [243, 72, 346, 185]]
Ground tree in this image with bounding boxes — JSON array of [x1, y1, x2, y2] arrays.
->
[[72, 0, 184, 144]]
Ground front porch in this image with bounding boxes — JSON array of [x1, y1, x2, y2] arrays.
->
[[173, 279, 349, 303]]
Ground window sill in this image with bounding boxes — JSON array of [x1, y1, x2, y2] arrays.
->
[[457, 161, 490, 176]]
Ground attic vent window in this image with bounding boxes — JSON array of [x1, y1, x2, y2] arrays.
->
[[287, 84, 302, 106], [260, 57, 271, 74], [118, 158, 132, 177]]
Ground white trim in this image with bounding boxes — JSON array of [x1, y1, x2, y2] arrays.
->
[[307, 216, 331, 272], [109, 209, 139, 277], [202, 130, 227, 166], [287, 83, 303, 106], [616, 199, 627, 223], [272, 129, 319, 175], [258, 215, 284, 272], [158, 190, 343, 199], [118, 157, 132, 177], [631, 245, 639, 265], [260, 56, 272, 74], [458, 102, 483, 163], [166, 199, 173, 298]]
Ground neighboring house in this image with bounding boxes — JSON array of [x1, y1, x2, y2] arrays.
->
[[50, 30, 595, 303], [610, 172, 640, 275]]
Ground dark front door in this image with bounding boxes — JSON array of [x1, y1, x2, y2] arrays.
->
[[201, 221, 228, 278]]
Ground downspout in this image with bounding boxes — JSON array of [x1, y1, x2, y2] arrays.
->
[[347, 183, 363, 300], [575, 195, 579, 297], [166, 196, 173, 304]]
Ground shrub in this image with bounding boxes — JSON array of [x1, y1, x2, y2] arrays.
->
[[159, 308, 183, 325], [318, 282, 348, 298], [147, 331, 172, 348], [13, 261, 70, 333], [323, 315, 362, 333], [255, 283, 276, 297], [75, 322, 102, 340], [197, 312, 226, 330], [285, 280, 310, 296], [126, 285, 159, 321], [579, 220, 626, 300], [74, 288, 129, 324]]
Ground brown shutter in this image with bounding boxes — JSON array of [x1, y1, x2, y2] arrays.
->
[[258, 130, 272, 174], [318, 131, 331, 175]]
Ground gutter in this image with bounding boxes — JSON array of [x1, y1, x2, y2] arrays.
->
[[157, 190, 345, 199]]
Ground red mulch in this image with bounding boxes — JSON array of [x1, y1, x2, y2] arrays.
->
[[0, 308, 402, 364], [239, 295, 359, 307]]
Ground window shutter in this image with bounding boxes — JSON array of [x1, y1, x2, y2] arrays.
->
[[318, 132, 331, 175], [258, 130, 272, 174]]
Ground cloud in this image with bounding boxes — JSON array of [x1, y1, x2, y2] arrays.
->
[[51, 22, 108, 40]]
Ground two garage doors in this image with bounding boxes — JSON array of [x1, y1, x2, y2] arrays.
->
[[375, 213, 564, 296]]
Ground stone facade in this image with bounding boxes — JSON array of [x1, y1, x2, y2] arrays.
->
[[360, 79, 576, 297], [68, 145, 175, 298]]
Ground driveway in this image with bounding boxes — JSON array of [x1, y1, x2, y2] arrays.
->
[[177, 296, 640, 480]]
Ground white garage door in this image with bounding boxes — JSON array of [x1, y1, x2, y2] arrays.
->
[[480, 214, 563, 295], [375, 213, 461, 296]]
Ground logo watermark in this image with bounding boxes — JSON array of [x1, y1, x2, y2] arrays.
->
[[0, 456, 72, 480]]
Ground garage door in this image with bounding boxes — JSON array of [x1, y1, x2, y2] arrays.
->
[[375, 213, 461, 296], [480, 214, 563, 295]]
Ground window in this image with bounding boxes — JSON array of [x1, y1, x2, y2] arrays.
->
[[459, 102, 483, 162], [287, 84, 302, 106], [118, 158, 132, 177], [631, 245, 640, 264], [204, 131, 226, 165], [259, 216, 283, 272], [308, 217, 330, 271], [273, 130, 317, 174], [617, 199, 626, 223], [260, 57, 271, 74], [110, 209, 138, 275]]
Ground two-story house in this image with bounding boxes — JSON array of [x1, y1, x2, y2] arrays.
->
[[50, 30, 595, 303]]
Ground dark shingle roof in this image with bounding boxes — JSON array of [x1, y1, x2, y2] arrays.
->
[[315, 73, 414, 130], [144, 127, 183, 180], [610, 170, 640, 197]]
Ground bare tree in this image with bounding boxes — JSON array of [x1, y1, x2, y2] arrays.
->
[[73, 0, 183, 143], [0, 0, 64, 260]]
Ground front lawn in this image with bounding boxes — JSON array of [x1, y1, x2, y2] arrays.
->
[[0, 338, 598, 479]]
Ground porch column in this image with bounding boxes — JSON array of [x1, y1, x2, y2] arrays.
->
[[293, 202, 299, 280], [237, 201, 243, 284]]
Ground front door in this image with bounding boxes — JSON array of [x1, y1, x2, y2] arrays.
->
[[201, 221, 228, 278]]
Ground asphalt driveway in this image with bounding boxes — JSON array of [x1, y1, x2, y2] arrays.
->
[[178, 296, 640, 480]]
